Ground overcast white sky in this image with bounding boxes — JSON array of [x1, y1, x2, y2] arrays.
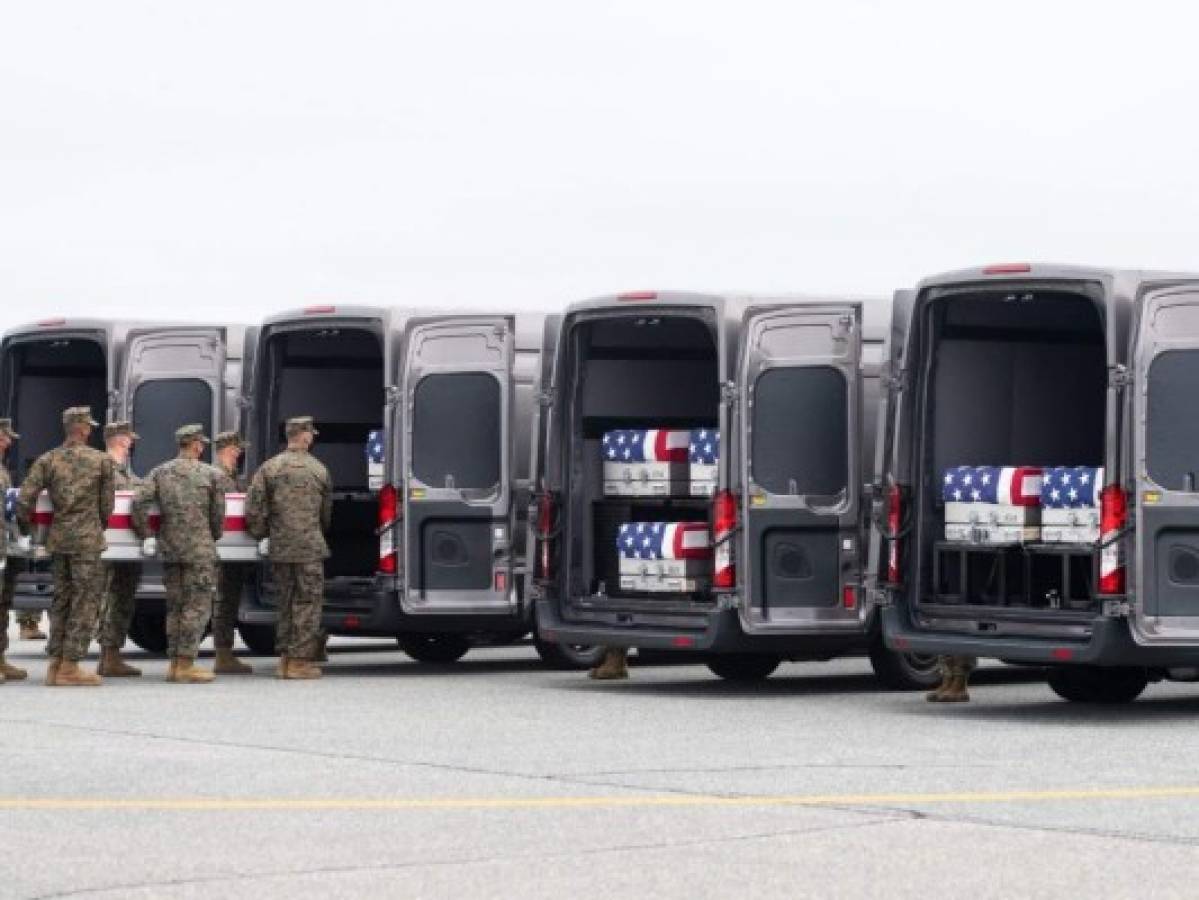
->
[[2, 1, 1197, 327]]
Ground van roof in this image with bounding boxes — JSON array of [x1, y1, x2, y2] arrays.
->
[[918, 263, 1199, 291], [262, 305, 548, 348], [2, 318, 245, 343]]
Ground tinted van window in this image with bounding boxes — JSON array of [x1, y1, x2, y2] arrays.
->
[[1148, 350, 1199, 490], [132, 379, 213, 474], [412, 373, 501, 490], [751, 366, 847, 496]]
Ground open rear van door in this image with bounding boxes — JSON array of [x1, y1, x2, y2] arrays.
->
[[400, 317, 515, 614], [1132, 284, 1199, 645], [122, 327, 225, 472], [737, 304, 863, 634]]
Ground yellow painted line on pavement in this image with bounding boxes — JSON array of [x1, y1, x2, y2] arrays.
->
[[2, 785, 1199, 812]]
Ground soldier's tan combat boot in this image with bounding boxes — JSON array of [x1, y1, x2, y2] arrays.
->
[[214, 648, 253, 675], [53, 660, 101, 686], [275, 655, 290, 679], [0, 655, 28, 681], [169, 657, 215, 684], [20, 622, 46, 641], [925, 676, 952, 703], [45, 657, 62, 685], [284, 659, 322, 680], [938, 672, 970, 703], [588, 648, 629, 681], [98, 648, 142, 678]]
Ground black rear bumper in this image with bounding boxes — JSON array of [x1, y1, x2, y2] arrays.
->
[[882, 605, 1199, 668]]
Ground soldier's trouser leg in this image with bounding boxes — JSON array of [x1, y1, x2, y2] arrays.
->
[[99, 562, 141, 650], [171, 562, 216, 660], [0, 560, 15, 658], [213, 565, 247, 650], [48, 555, 104, 663], [274, 562, 323, 661]]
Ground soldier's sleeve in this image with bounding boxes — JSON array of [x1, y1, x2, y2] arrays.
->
[[319, 464, 333, 533], [209, 471, 225, 541], [99, 456, 116, 523], [16, 457, 47, 535], [130, 470, 158, 540], [245, 465, 269, 541]]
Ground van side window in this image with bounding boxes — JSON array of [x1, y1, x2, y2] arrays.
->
[[1147, 350, 1199, 490], [412, 373, 501, 491], [751, 366, 847, 496], [132, 379, 213, 474]]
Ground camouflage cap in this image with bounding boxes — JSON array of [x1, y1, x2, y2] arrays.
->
[[62, 406, 100, 428], [285, 416, 319, 437], [214, 430, 247, 450], [175, 423, 211, 445], [0, 418, 19, 440], [104, 420, 139, 442]]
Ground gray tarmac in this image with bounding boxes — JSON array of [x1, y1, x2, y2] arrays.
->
[[3, 622, 1199, 899]]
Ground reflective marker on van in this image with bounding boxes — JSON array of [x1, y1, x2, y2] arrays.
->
[[36, 318, 66, 327], [617, 291, 658, 301], [671, 636, 696, 648], [303, 305, 336, 315], [842, 585, 857, 610], [982, 263, 1032, 275]]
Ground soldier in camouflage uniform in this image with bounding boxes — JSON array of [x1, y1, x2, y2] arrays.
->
[[133, 424, 225, 684], [210, 430, 253, 674], [927, 654, 977, 703], [17, 407, 115, 686], [246, 416, 331, 680], [97, 421, 143, 677], [0, 418, 29, 683], [17, 612, 45, 641]]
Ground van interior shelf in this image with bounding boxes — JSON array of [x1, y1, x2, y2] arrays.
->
[[930, 540, 1096, 611]]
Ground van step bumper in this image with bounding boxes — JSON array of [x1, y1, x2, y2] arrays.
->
[[882, 606, 1199, 667]]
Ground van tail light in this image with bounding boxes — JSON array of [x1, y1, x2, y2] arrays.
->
[[1098, 484, 1127, 594], [712, 489, 737, 590], [378, 483, 399, 575], [886, 483, 904, 585], [982, 263, 1031, 275], [535, 489, 557, 581]]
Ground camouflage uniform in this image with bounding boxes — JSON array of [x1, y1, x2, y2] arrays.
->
[[17, 411, 116, 665], [99, 457, 143, 651], [133, 438, 224, 660], [246, 421, 331, 664], [211, 451, 248, 651], [0, 418, 27, 681], [927, 654, 978, 703]]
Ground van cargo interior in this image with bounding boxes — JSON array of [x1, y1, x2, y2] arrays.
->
[[262, 326, 384, 581], [5, 338, 108, 479], [565, 313, 718, 603], [918, 288, 1106, 611]]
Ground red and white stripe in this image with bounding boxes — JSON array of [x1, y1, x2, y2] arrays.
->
[[665, 522, 712, 560], [996, 467, 1044, 506], [646, 429, 691, 463]]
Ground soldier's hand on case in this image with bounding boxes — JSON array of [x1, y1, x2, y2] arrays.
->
[[140, 537, 158, 557], [257, 538, 270, 557]]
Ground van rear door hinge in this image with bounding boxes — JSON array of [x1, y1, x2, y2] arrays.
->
[[1101, 599, 1131, 618], [1108, 365, 1133, 390], [881, 367, 907, 392], [385, 385, 402, 406], [720, 381, 738, 408], [535, 388, 555, 407]]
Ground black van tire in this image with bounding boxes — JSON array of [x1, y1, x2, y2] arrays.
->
[[237, 622, 277, 656], [398, 633, 472, 664], [127, 612, 168, 656], [867, 642, 942, 691], [706, 654, 781, 682], [1047, 666, 1149, 704], [533, 637, 605, 670]]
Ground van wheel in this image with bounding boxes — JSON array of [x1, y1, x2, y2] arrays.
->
[[398, 633, 471, 664], [127, 612, 168, 655], [1047, 667, 1149, 704], [868, 643, 942, 691], [534, 637, 605, 670], [237, 623, 277, 656], [706, 654, 781, 682]]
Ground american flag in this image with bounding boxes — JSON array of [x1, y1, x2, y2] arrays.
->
[[4, 487, 16, 523], [689, 428, 719, 465], [1041, 466, 1103, 509], [616, 522, 712, 560], [941, 466, 1043, 506], [366, 430, 385, 465], [602, 430, 690, 463]]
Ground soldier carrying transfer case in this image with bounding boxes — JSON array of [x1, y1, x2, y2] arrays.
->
[[132, 424, 225, 684], [246, 416, 331, 681], [210, 430, 253, 675], [0, 418, 29, 684], [17, 406, 116, 687], [97, 421, 144, 678]]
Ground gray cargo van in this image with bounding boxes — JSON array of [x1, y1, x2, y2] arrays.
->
[[531, 290, 939, 685], [2, 318, 250, 652], [876, 263, 1199, 702], [238, 305, 600, 668]]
